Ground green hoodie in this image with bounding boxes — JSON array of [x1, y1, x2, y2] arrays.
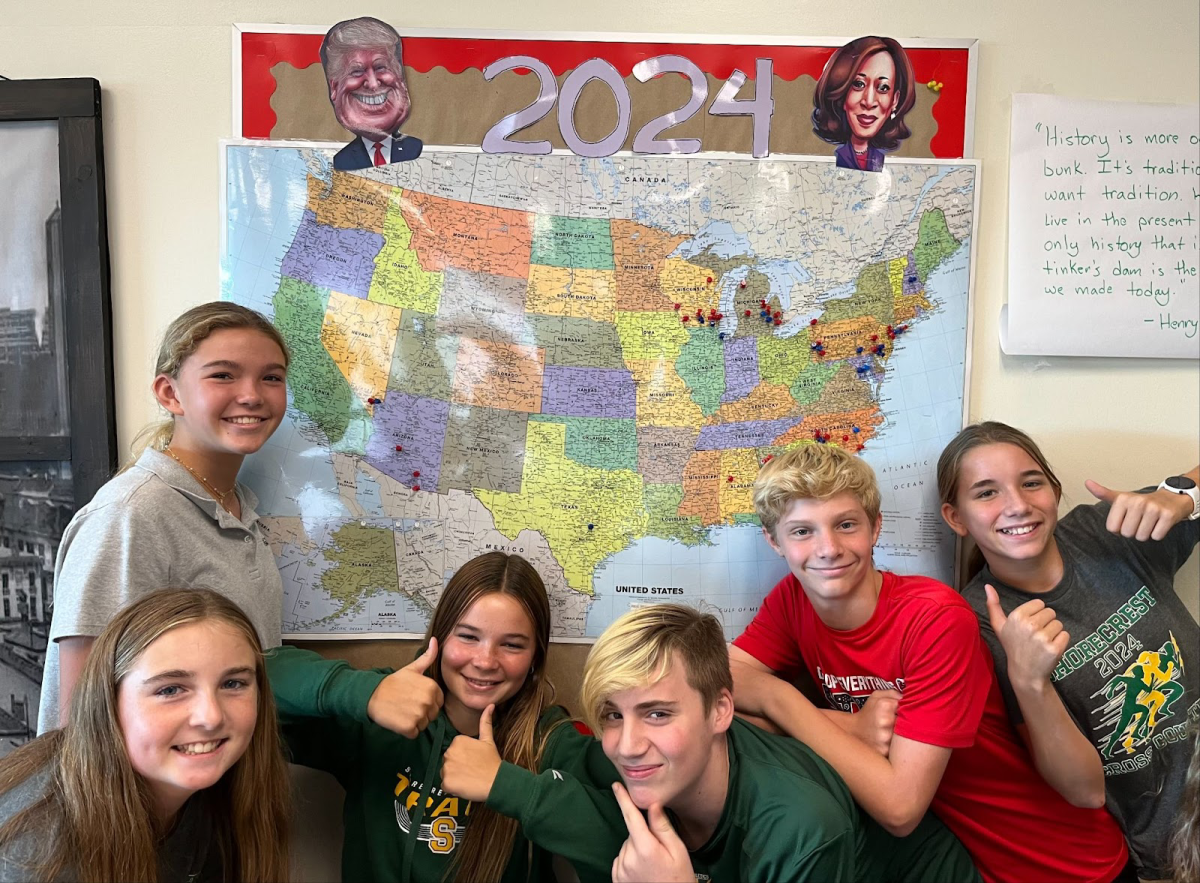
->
[[266, 645, 623, 883]]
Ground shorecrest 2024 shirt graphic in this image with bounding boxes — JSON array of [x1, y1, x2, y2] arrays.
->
[[222, 145, 978, 639]]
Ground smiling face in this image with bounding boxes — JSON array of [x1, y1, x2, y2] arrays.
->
[[843, 49, 896, 150], [117, 620, 259, 821], [599, 657, 732, 814], [329, 46, 411, 140], [941, 442, 1062, 576], [155, 327, 287, 463], [763, 492, 882, 627], [440, 592, 536, 732]]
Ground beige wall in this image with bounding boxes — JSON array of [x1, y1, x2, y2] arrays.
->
[[2, 2, 1197, 877]]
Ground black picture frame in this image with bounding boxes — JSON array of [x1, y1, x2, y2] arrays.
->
[[0, 78, 116, 505]]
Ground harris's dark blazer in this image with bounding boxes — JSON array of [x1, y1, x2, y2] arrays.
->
[[834, 141, 885, 172], [332, 134, 424, 171]]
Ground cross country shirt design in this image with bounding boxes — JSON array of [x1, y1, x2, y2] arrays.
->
[[394, 766, 472, 854], [1048, 585, 1197, 776]]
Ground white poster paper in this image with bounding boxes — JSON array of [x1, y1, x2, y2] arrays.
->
[[1004, 93, 1199, 358]]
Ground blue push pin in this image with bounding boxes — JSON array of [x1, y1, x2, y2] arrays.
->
[[587, 524, 594, 531], [760, 310, 768, 317], [856, 346, 864, 354], [852, 426, 860, 434], [718, 332, 726, 340]]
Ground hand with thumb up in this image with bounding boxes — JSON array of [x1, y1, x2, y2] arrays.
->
[[1085, 478, 1193, 541], [984, 584, 1069, 690], [441, 703, 503, 802], [367, 637, 445, 738]]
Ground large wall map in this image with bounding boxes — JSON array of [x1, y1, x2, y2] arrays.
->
[[222, 146, 977, 639]]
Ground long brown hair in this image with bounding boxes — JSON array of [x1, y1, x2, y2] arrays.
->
[[124, 302, 290, 470], [0, 589, 290, 882], [936, 421, 1064, 580], [421, 552, 559, 883]]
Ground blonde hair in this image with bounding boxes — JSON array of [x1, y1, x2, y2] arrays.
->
[[126, 302, 290, 469], [0, 589, 289, 882], [752, 443, 881, 536], [422, 552, 562, 883], [580, 604, 731, 735]]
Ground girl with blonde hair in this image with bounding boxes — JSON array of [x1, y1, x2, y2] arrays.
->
[[0, 589, 289, 882], [40, 302, 290, 733]]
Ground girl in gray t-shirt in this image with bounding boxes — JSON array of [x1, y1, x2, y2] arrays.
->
[[937, 421, 1199, 881]]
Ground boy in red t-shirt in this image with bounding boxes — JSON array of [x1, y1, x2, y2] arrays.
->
[[729, 444, 1132, 883]]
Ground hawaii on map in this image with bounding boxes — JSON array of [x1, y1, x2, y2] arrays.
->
[[222, 147, 977, 639]]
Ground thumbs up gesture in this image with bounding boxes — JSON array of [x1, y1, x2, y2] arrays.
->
[[1086, 478, 1191, 541], [611, 782, 695, 883], [442, 704, 503, 803], [366, 637, 444, 738], [984, 584, 1069, 690]]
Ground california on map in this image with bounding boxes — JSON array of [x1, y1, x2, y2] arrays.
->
[[222, 147, 977, 639]]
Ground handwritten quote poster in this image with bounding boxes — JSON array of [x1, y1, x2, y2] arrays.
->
[[1003, 93, 1199, 358]]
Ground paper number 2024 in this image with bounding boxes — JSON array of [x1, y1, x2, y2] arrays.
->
[[481, 55, 774, 158]]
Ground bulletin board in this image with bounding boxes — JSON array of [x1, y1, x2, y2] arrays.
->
[[233, 26, 977, 159]]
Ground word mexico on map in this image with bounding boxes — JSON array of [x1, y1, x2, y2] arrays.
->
[[222, 146, 977, 639]]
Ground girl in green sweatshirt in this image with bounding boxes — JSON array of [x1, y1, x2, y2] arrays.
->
[[267, 551, 623, 882]]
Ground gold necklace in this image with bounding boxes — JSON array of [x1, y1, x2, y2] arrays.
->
[[165, 448, 237, 509]]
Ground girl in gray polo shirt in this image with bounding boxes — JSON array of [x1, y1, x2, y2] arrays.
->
[[39, 302, 290, 733]]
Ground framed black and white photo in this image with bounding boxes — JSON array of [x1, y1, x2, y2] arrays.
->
[[0, 78, 115, 751]]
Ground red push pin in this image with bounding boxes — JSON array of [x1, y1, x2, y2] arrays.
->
[[774, 318, 782, 325], [763, 454, 773, 463], [870, 334, 879, 342], [673, 302, 681, 310], [856, 444, 865, 452], [810, 319, 818, 327], [843, 435, 850, 442], [744, 309, 751, 316], [412, 470, 421, 478], [413, 485, 421, 492], [682, 315, 690, 322], [739, 280, 747, 288], [886, 325, 893, 332], [716, 313, 723, 321], [395, 445, 403, 452], [727, 475, 735, 482], [367, 397, 376, 404]]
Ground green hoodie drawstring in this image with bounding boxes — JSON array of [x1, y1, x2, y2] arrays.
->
[[400, 713, 447, 883]]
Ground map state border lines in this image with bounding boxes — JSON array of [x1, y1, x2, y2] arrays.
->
[[222, 145, 980, 640]]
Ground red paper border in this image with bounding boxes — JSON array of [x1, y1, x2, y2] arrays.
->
[[239, 32, 970, 158]]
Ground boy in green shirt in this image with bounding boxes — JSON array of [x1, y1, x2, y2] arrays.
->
[[447, 604, 977, 882]]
